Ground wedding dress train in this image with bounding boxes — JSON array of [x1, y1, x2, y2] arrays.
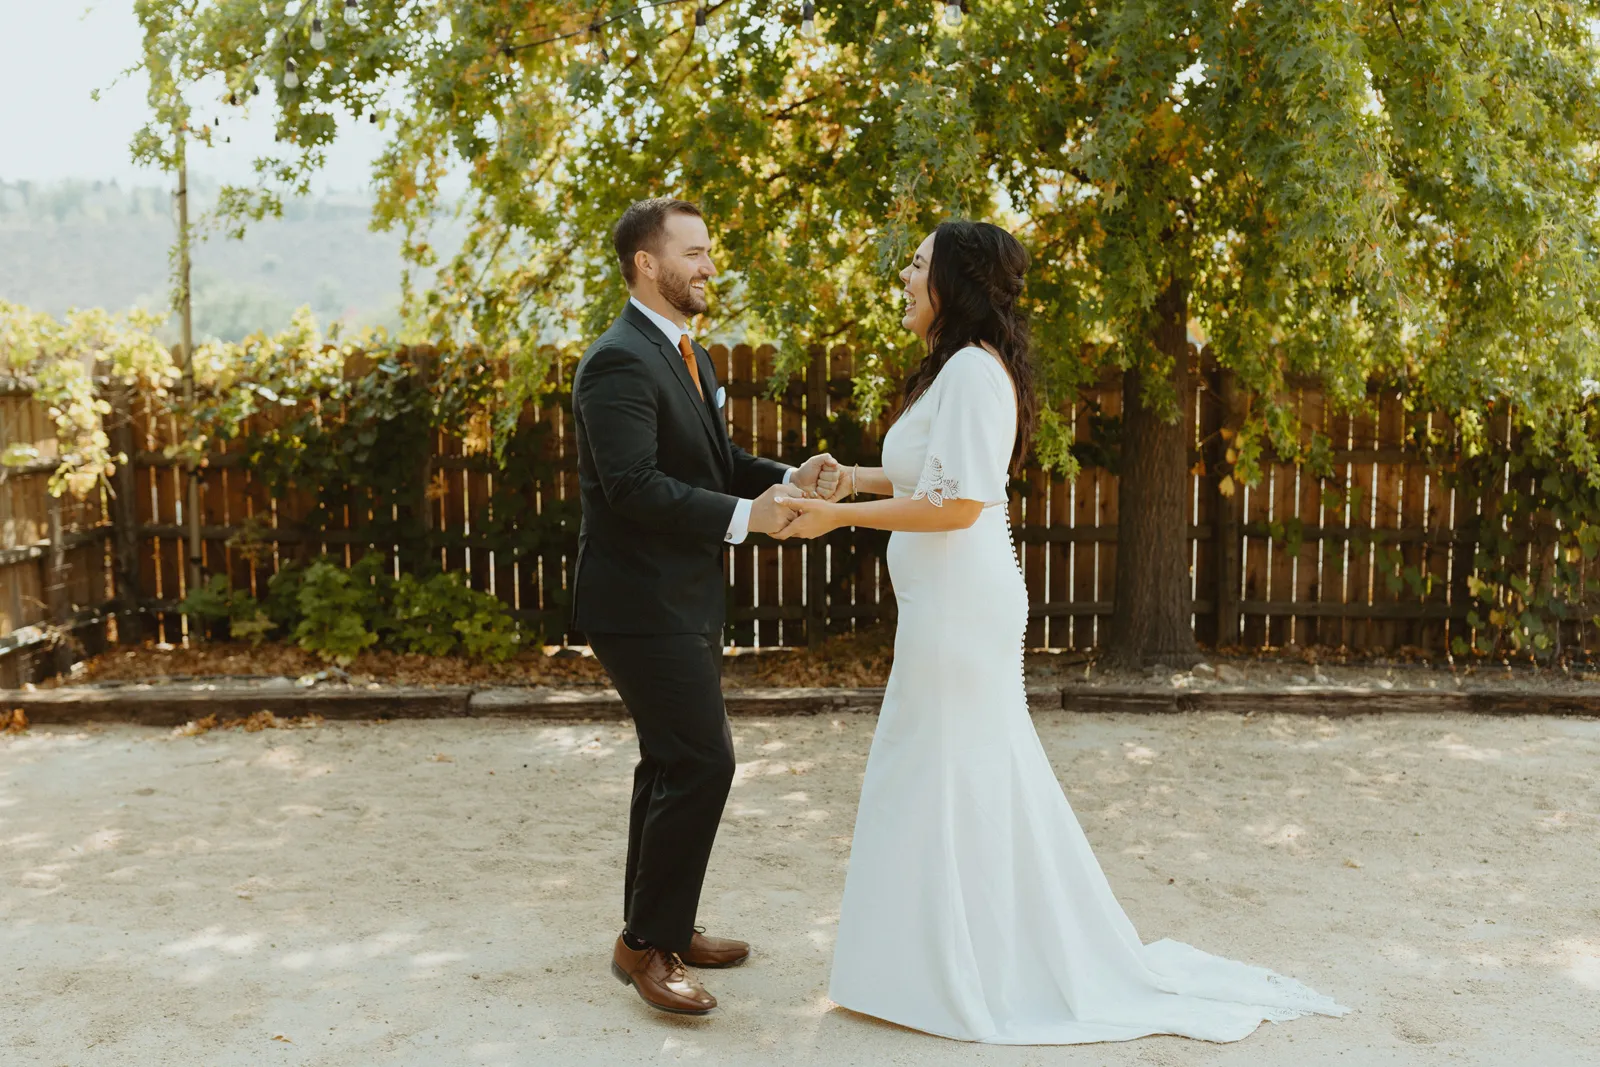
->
[[827, 347, 1348, 1044]]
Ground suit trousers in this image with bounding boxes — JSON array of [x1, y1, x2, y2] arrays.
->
[[586, 630, 734, 953]]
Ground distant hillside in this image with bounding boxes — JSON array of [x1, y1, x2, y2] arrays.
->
[[0, 178, 462, 341]]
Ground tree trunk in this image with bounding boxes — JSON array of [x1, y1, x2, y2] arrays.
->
[[1102, 279, 1200, 669]]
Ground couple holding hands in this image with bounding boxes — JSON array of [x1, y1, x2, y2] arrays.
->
[[568, 197, 1345, 1044]]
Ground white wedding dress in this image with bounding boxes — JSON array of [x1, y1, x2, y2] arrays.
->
[[827, 347, 1348, 1044]]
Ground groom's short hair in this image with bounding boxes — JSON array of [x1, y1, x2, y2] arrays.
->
[[614, 198, 703, 287]]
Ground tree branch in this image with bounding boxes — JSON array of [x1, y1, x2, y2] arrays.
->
[[1387, 1, 1407, 42]]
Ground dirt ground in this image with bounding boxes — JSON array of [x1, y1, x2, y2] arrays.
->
[[2, 711, 1596, 1066], [55, 631, 1600, 699]]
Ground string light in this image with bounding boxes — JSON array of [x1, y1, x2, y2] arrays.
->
[[311, 15, 326, 50], [344, 0, 361, 27], [944, 2, 963, 27], [283, 56, 300, 88], [801, 1, 816, 38], [693, 4, 706, 42]]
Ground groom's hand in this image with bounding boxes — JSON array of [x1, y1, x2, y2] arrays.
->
[[748, 481, 805, 535], [792, 453, 841, 499]]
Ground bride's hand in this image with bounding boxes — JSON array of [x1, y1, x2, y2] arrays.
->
[[772, 496, 841, 540]]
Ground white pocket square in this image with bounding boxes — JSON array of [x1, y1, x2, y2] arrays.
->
[[715, 386, 726, 409]]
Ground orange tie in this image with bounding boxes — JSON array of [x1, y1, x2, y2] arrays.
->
[[677, 333, 705, 399]]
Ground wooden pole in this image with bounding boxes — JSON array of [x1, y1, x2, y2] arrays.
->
[[175, 127, 203, 605]]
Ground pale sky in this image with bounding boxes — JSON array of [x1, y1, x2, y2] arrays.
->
[[0, 1, 392, 190]]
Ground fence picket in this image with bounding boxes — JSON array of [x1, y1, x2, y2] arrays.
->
[[11, 346, 1600, 674]]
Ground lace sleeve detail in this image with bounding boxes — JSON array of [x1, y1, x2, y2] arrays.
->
[[912, 454, 962, 507]]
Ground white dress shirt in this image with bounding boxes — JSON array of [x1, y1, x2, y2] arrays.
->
[[628, 297, 793, 544]]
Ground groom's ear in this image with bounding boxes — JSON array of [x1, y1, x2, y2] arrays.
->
[[633, 249, 656, 284]]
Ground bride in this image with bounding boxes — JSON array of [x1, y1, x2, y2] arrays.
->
[[774, 220, 1348, 1044]]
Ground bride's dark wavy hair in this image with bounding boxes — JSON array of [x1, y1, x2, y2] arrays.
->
[[898, 220, 1038, 473]]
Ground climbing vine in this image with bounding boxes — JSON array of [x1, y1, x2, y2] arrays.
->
[[0, 302, 180, 498], [1444, 402, 1600, 662]]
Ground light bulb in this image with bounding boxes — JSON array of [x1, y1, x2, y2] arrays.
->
[[343, 0, 360, 27], [283, 57, 299, 88], [945, 2, 963, 27], [801, 1, 816, 37], [693, 5, 706, 41], [311, 17, 326, 50]]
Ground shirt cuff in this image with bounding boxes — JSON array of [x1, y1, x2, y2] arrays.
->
[[782, 467, 795, 484], [725, 498, 754, 544]]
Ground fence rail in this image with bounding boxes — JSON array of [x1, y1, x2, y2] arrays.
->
[[0, 343, 1591, 683]]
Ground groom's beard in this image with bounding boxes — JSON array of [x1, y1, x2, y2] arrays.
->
[[659, 267, 709, 318]]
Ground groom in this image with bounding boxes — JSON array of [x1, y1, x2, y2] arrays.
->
[[571, 197, 838, 1016]]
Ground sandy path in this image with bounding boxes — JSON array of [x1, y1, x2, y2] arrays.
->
[[1, 711, 1596, 1066]]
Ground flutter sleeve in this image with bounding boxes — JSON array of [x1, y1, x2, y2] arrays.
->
[[912, 349, 1016, 507]]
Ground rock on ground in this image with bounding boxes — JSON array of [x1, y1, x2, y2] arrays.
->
[[1, 712, 1596, 1066]]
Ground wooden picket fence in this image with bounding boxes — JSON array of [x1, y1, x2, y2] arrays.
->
[[0, 377, 117, 687], [0, 342, 1589, 684]]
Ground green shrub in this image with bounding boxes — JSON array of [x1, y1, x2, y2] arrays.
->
[[264, 563, 307, 633], [391, 571, 521, 662], [176, 574, 273, 645], [291, 559, 381, 664], [183, 553, 520, 664]]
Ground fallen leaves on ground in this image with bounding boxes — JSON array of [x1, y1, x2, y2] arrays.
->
[[64, 642, 612, 689], [172, 711, 325, 738], [43, 628, 1581, 695], [57, 630, 903, 690], [1, 708, 27, 734], [720, 625, 897, 688]]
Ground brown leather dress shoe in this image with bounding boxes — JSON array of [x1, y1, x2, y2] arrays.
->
[[611, 936, 717, 1015], [681, 929, 750, 968]]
